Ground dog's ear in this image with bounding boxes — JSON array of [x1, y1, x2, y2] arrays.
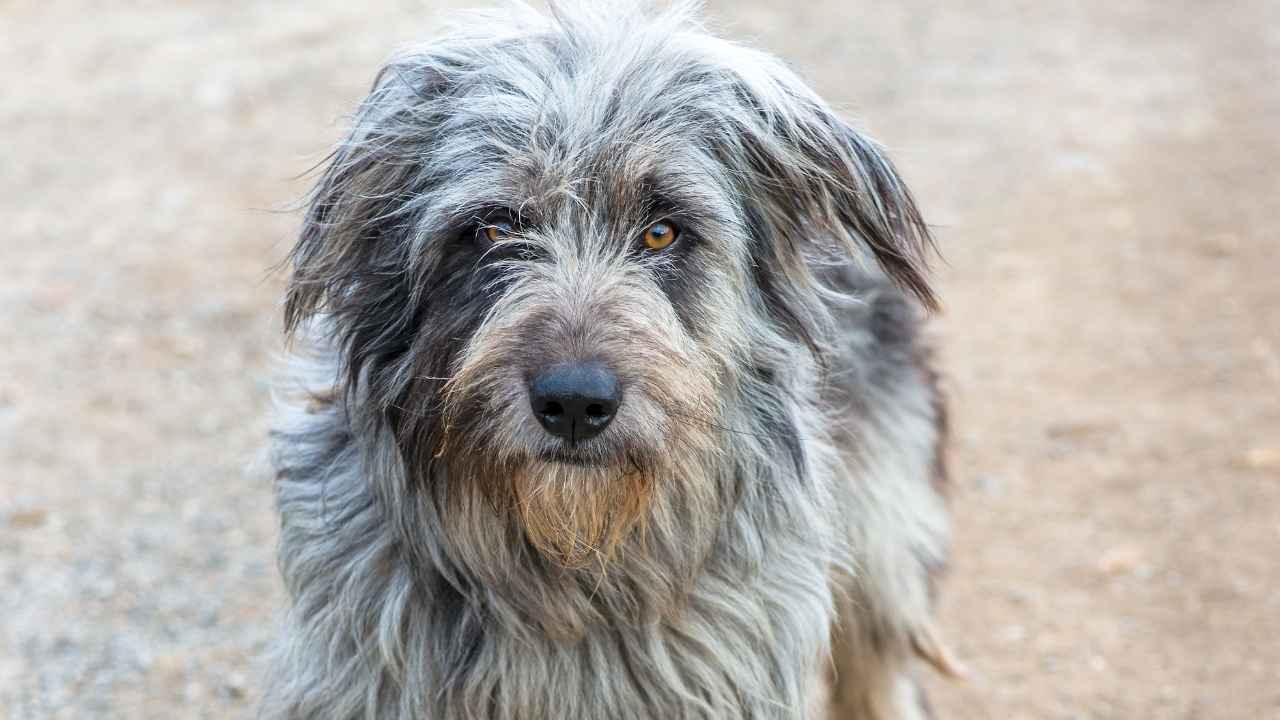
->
[[715, 55, 939, 311], [283, 55, 456, 338]]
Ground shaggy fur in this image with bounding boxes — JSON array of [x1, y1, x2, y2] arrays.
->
[[264, 3, 956, 718]]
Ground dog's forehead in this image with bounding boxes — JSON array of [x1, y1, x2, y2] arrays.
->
[[441, 30, 739, 215]]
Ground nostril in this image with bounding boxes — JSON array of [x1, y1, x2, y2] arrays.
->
[[541, 400, 564, 418], [584, 403, 607, 419]]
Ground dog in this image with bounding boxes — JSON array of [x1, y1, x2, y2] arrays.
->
[[264, 3, 958, 718]]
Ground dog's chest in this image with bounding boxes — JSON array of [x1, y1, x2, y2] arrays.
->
[[437, 558, 834, 720]]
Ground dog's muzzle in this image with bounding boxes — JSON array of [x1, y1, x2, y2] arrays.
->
[[528, 361, 621, 444]]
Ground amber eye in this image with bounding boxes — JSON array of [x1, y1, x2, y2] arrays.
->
[[641, 220, 679, 251], [481, 219, 513, 243]]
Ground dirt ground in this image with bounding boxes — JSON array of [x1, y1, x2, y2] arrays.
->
[[2, 1, 1277, 718]]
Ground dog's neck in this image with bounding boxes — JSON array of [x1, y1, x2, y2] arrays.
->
[[270, 396, 839, 718]]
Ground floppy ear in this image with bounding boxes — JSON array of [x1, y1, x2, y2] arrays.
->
[[716, 54, 939, 311], [279, 47, 479, 409], [283, 55, 455, 339]]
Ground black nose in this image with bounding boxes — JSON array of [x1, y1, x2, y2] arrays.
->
[[529, 362, 621, 443]]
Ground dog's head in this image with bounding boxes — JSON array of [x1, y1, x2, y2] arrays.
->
[[285, 2, 934, 570]]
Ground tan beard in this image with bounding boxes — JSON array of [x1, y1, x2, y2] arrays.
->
[[503, 460, 656, 569]]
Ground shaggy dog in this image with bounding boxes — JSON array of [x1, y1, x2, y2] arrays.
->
[[265, 3, 958, 718]]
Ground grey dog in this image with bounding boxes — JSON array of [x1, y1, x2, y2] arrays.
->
[[265, 2, 958, 718]]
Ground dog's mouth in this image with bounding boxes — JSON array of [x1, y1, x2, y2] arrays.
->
[[536, 447, 609, 468], [530, 436, 649, 471]]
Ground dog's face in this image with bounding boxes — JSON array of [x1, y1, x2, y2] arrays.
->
[[285, 5, 934, 569]]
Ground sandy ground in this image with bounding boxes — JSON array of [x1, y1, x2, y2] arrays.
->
[[2, 1, 1277, 718]]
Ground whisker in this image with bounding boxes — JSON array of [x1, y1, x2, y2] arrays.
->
[[666, 409, 773, 440], [388, 402, 432, 418]]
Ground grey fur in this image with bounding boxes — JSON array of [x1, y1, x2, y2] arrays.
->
[[265, 3, 952, 719]]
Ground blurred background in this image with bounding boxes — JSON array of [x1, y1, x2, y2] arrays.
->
[[2, 1, 1277, 717]]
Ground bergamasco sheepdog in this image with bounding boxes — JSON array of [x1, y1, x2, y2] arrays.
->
[[265, 2, 959, 718]]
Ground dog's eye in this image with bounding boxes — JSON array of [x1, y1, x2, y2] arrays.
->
[[481, 219, 514, 243], [641, 220, 679, 251]]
